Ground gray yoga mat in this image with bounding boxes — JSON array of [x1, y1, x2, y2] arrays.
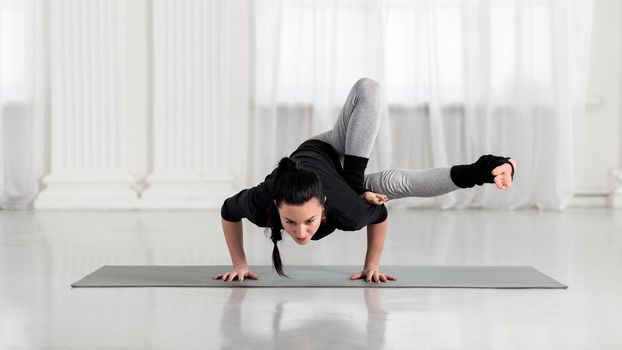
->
[[71, 265, 567, 289]]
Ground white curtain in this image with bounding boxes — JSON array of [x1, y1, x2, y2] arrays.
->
[[252, 0, 594, 210], [0, 0, 46, 209]]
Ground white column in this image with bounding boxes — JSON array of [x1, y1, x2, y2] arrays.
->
[[34, 0, 138, 209], [140, 0, 237, 209]]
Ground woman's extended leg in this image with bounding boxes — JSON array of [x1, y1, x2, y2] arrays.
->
[[363, 168, 459, 200], [365, 158, 516, 200]]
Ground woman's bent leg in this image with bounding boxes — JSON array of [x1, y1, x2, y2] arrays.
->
[[364, 168, 460, 200], [309, 77, 382, 158]]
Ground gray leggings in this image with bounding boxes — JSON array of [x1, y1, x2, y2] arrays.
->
[[311, 78, 459, 200]]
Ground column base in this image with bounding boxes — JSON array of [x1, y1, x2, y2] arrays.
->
[[139, 170, 237, 210], [34, 171, 139, 210]]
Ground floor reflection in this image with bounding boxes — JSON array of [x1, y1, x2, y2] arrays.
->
[[219, 288, 388, 350]]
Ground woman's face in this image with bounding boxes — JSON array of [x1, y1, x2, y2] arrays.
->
[[276, 197, 324, 245]]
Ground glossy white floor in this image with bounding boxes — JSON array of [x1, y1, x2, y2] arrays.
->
[[1, 208, 621, 349]]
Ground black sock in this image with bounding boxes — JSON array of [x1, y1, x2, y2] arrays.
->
[[342, 154, 371, 195]]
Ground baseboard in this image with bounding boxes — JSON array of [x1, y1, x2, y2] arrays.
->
[[568, 193, 609, 208]]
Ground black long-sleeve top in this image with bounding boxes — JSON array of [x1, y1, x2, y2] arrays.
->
[[220, 140, 388, 240]]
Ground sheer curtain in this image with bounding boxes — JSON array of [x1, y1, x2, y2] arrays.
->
[[0, 0, 47, 209], [252, 0, 594, 210]]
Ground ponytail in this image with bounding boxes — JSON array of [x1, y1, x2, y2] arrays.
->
[[266, 157, 325, 278], [270, 223, 286, 277]]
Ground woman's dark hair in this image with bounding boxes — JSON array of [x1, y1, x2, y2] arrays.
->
[[267, 157, 325, 277]]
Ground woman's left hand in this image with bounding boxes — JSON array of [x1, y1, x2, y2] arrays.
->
[[361, 191, 389, 205], [350, 267, 397, 283], [491, 159, 517, 190]]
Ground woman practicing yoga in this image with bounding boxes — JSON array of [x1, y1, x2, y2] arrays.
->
[[215, 78, 516, 283]]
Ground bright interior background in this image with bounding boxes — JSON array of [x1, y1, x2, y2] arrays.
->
[[0, 0, 620, 210]]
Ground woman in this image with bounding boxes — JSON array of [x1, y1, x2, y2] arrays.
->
[[214, 78, 516, 283]]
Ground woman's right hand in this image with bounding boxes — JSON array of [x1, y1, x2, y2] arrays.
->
[[213, 264, 259, 282], [361, 191, 389, 205]]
